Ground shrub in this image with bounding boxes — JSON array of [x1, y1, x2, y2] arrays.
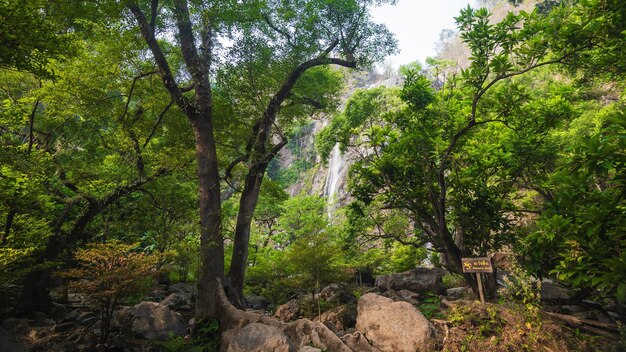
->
[[61, 242, 162, 346]]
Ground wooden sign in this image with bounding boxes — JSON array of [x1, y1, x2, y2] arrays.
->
[[461, 257, 493, 273], [461, 257, 493, 304]]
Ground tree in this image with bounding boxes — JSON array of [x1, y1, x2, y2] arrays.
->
[[61, 242, 162, 347], [0, 25, 182, 312], [317, 4, 601, 295], [524, 97, 626, 303], [124, 0, 397, 320], [0, 0, 76, 76], [246, 195, 346, 308]]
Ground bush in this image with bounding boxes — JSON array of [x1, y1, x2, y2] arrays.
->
[[61, 242, 162, 345], [443, 273, 466, 289]]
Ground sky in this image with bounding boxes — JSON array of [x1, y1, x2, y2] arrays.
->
[[370, 0, 474, 67]]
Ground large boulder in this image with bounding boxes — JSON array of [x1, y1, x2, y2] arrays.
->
[[313, 304, 357, 331], [541, 281, 578, 305], [355, 293, 439, 352], [341, 331, 382, 352], [274, 299, 300, 322], [446, 287, 473, 301], [316, 284, 356, 305], [282, 319, 352, 352], [227, 323, 293, 352], [375, 268, 446, 297], [245, 294, 271, 311], [160, 292, 192, 311], [115, 301, 187, 340]]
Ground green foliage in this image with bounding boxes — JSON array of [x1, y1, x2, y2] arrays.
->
[[158, 318, 220, 352], [443, 273, 466, 289], [61, 242, 162, 344], [170, 236, 200, 283], [524, 99, 626, 303], [419, 293, 443, 320], [499, 259, 542, 317], [400, 67, 435, 112], [246, 195, 348, 303], [0, 0, 78, 76], [0, 247, 43, 284]]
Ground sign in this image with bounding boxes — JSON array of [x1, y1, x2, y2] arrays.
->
[[461, 257, 493, 273]]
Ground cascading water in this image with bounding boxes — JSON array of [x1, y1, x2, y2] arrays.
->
[[324, 143, 344, 218]]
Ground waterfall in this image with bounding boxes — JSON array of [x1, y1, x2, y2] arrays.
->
[[324, 143, 344, 218]]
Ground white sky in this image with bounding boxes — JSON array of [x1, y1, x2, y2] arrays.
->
[[370, 0, 474, 67]]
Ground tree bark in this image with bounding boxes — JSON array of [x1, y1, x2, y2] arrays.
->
[[227, 166, 264, 308], [190, 116, 224, 319]]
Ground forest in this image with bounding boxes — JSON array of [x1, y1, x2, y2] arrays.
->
[[0, 0, 625, 351]]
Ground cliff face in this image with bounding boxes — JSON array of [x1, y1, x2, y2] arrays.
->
[[271, 72, 402, 214]]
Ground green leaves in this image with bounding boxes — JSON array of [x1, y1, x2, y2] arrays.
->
[[0, 0, 78, 77], [525, 100, 626, 302]]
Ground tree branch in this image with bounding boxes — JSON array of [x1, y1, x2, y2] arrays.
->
[[119, 71, 157, 123], [262, 13, 295, 48], [143, 99, 173, 149], [129, 4, 188, 114]]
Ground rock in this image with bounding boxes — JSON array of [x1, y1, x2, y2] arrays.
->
[[314, 304, 357, 331], [245, 294, 271, 311], [169, 282, 195, 295], [600, 297, 626, 316], [375, 268, 446, 298], [380, 289, 404, 302], [115, 301, 186, 340], [355, 293, 439, 352], [1, 318, 30, 332], [298, 347, 322, 352], [107, 336, 126, 352], [62, 309, 81, 322], [446, 287, 470, 301], [0, 327, 26, 352], [33, 311, 46, 323], [54, 322, 79, 333], [151, 289, 168, 302], [322, 321, 338, 333], [67, 293, 89, 307], [0, 285, 21, 309], [227, 323, 292, 352], [168, 283, 196, 304], [317, 284, 356, 305], [541, 281, 578, 304], [365, 286, 381, 294], [396, 290, 421, 305], [341, 331, 382, 352], [274, 299, 300, 322], [160, 292, 192, 311], [76, 311, 97, 326], [49, 302, 68, 321], [491, 252, 513, 271], [282, 319, 352, 352]]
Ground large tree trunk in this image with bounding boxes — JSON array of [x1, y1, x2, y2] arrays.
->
[[227, 164, 266, 308], [191, 117, 224, 319]]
